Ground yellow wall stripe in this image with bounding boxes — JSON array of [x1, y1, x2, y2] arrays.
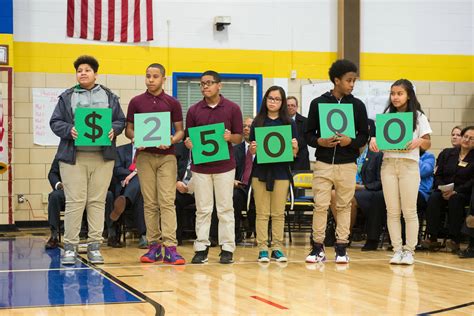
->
[[12, 42, 473, 82], [361, 53, 473, 82]]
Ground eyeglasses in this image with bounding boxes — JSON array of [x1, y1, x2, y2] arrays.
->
[[267, 97, 282, 103], [199, 80, 218, 87], [243, 124, 252, 129], [462, 135, 474, 141]]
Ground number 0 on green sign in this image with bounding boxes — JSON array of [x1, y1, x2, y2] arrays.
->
[[376, 112, 413, 150], [75, 107, 112, 146], [188, 123, 229, 165], [134, 112, 171, 148], [255, 125, 294, 164], [318, 103, 355, 138]]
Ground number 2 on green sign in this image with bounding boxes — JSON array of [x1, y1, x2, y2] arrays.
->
[[143, 117, 162, 142]]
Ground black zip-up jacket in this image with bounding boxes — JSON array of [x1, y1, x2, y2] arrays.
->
[[304, 91, 369, 164]]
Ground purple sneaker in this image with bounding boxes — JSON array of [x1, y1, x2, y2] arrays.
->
[[163, 246, 186, 265], [140, 243, 162, 263]]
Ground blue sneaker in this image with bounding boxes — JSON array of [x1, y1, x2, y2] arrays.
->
[[271, 249, 288, 262], [258, 250, 270, 262], [140, 243, 162, 263]]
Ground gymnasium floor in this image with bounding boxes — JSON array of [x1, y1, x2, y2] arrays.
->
[[0, 230, 473, 315]]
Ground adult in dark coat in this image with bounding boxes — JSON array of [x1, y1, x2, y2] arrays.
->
[[287, 96, 310, 171], [354, 149, 385, 250]]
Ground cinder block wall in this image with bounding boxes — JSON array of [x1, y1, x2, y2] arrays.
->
[[10, 72, 174, 222], [8, 72, 473, 222]]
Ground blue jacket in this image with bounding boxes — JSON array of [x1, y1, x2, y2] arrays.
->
[[49, 85, 126, 164], [419, 151, 435, 201]]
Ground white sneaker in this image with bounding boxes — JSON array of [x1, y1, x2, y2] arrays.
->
[[61, 244, 77, 265], [389, 250, 404, 264], [306, 244, 326, 263], [400, 251, 414, 265]]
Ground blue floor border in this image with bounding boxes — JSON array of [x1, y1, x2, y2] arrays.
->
[[0, 237, 164, 315]]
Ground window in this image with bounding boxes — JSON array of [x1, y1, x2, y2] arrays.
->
[[173, 73, 262, 123]]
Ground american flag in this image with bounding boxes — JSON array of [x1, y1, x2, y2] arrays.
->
[[67, 0, 154, 43]]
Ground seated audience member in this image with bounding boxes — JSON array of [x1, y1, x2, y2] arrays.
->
[[422, 126, 474, 252], [434, 126, 462, 172], [232, 117, 256, 241], [108, 143, 146, 248], [175, 141, 197, 245], [353, 146, 385, 251], [45, 158, 65, 249], [459, 185, 474, 258]]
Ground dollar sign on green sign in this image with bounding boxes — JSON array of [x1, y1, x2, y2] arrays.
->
[[84, 111, 103, 142]]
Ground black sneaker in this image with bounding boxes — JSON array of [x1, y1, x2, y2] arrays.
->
[[191, 248, 209, 264], [458, 247, 474, 259], [335, 243, 349, 263], [219, 250, 234, 264]]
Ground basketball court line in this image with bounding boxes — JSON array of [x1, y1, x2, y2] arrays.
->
[[413, 259, 474, 274], [77, 256, 165, 316], [418, 301, 474, 315]]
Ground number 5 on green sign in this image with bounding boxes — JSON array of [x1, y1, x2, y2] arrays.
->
[[318, 103, 355, 138], [75, 107, 112, 146], [134, 112, 171, 148], [188, 123, 229, 165], [255, 125, 294, 164], [376, 112, 413, 150]]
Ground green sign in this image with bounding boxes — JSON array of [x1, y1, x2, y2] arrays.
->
[[318, 103, 355, 138], [134, 112, 171, 148], [188, 123, 229, 165], [376, 112, 413, 150], [75, 107, 112, 146], [255, 125, 294, 164]]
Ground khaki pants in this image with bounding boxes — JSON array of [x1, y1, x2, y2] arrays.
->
[[381, 158, 420, 253], [252, 178, 289, 251], [60, 152, 114, 245], [193, 169, 236, 252], [137, 152, 177, 247], [312, 161, 357, 244]]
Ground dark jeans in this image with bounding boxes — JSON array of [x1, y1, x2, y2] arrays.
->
[[48, 190, 65, 237], [355, 189, 386, 241], [48, 189, 88, 238], [175, 191, 196, 241]]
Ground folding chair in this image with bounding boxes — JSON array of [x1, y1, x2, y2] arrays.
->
[[285, 170, 314, 242]]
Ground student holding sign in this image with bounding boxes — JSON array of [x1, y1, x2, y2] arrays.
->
[[126, 63, 186, 265], [304, 59, 369, 264], [50, 55, 126, 265], [369, 79, 432, 265], [185, 70, 243, 264], [248, 86, 298, 263]]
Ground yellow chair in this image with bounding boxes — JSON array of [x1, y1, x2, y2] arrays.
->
[[286, 171, 314, 242]]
